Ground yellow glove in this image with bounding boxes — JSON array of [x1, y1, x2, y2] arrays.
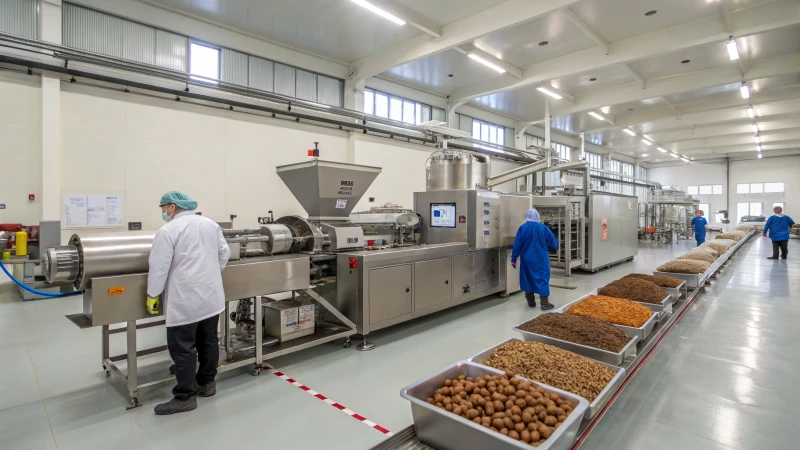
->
[[146, 296, 160, 315]]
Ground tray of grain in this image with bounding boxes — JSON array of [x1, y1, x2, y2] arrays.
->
[[622, 273, 687, 300], [401, 360, 589, 450], [559, 294, 659, 341], [469, 339, 625, 421], [512, 314, 639, 366]]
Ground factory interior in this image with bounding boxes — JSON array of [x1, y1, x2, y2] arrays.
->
[[1, 0, 800, 449]]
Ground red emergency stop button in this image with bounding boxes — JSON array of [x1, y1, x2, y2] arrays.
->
[[349, 257, 357, 269]]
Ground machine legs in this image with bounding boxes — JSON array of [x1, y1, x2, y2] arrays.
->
[[354, 335, 375, 351], [125, 320, 142, 410]]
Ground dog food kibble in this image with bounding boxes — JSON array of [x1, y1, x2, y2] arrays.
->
[[677, 251, 717, 263], [693, 246, 720, 258], [565, 295, 652, 327], [518, 314, 631, 353], [425, 371, 575, 446], [622, 273, 684, 288], [482, 342, 616, 402], [597, 278, 669, 304], [700, 242, 729, 254], [712, 238, 737, 247], [656, 259, 711, 274], [716, 232, 745, 241]]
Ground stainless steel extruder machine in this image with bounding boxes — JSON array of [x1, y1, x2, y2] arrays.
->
[[39, 145, 637, 408]]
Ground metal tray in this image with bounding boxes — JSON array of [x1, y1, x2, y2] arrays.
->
[[401, 360, 589, 450], [632, 293, 674, 317], [558, 295, 660, 341], [468, 339, 625, 421], [512, 315, 639, 366], [664, 280, 687, 301], [653, 271, 703, 288]]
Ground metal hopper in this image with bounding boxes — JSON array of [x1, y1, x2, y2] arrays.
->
[[276, 160, 381, 221]]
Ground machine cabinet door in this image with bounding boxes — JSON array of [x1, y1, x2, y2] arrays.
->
[[413, 257, 454, 311], [452, 254, 474, 301], [368, 265, 412, 325]]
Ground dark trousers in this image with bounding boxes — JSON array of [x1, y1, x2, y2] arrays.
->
[[772, 240, 789, 258], [166, 314, 220, 400], [695, 234, 706, 246]]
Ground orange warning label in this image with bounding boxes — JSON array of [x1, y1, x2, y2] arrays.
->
[[109, 286, 124, 295]]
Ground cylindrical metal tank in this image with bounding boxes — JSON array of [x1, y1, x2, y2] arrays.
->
[[70, 232, 155, 290], [426, 151, 489, 191]]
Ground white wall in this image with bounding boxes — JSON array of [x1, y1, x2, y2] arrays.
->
[[0, 71, 42, 226], [729, 156, 799, 221], [648, 156, 799, 224]]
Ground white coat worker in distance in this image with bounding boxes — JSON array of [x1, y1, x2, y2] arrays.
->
[[146, 191, 231, 415]]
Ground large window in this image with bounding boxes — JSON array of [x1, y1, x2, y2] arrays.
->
[[699, 203, 710, 215], [363, 88, 438, 125], [737, 202, 763, 222], [586, 152, 604, 169], [765, 182, 785, 193], [189, 42, 220, 83], [738, 182, 784, 194], [471, 118, 506, 146], [687, 185, 722, 195], [62, 3, 344, 106]]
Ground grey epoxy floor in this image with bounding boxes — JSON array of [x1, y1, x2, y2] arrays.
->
[[0, 236, 794, 449]]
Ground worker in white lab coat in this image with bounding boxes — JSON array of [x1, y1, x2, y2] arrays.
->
[[146, 191, 230, 415]]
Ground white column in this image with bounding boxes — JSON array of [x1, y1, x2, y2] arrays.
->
[[40, 0, 63, 221], [574, 132, 585, 161], [344, 78, 365, 112], [544, 98, 551, 149]]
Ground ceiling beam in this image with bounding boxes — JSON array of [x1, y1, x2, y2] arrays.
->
[[621, 64, 646, 89], [561, 7, 609, 55], [721, 0, 734, 33], [455, 45, 523, 78], [534, 52, 800, 123], [349, 0, 580, 81], [365, 0, 442, 38], [658, 96, 680, 117], [450, 0, 800, 104], [642, 140, 800, 161], [583, 90, 800, 134]]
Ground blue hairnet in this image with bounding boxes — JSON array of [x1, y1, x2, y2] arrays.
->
[[525, 208, 541, 223], [160, 191, 198, 210]]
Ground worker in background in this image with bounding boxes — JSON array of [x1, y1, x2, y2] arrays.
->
[[146, 191, 231, 415], [511, 208, 558, 311], [763, 206, 795, 260], [691, 210, 708, 246]]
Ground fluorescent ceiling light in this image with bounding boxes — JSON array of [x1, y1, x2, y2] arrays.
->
[[681, 157, 690, 163], [657, 147, 668, 153], [467, 54, 506, 74], [727, 38, 740, 61], [747, 106, 754, 118], [756, 145, 762, 152], [757, 154, 763, 159], [641, 139, 653, 146], [536, 86, 562, 100], [350, 0, 406, 25], [588, 111, 605, 120], [740, 83, 750, 99], [752, 124, 759, 133], [641, 153, 649, 157], [670, 153, 679, 158], [623, 128, 637, 136]]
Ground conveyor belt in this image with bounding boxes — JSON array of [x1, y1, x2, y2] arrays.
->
[[373, 233, 753, 450]]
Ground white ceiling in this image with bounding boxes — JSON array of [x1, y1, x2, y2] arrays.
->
[[151, 0, 800, 164], [148, 0, 505, 62]]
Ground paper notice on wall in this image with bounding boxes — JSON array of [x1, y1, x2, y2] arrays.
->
[[64, 195, 123, 227], [105, 196, 123, 226], [64, 195, 88, 227]]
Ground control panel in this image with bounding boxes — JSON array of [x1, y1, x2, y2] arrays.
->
[[474, 191, 500, 249]]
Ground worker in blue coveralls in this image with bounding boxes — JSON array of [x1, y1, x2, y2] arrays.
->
[[763, 206, 795, 260], [691, 210, 708, 246], [511, 208, 559, 310]]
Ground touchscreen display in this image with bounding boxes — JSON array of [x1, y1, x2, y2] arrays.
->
[[430, 203, 457, 228]]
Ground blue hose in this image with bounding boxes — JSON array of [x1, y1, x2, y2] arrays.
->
[[0, 259, 83, 298]]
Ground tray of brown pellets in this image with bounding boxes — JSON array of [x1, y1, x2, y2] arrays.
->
[[469, 339, 626, 421], [401, 360, 589, 450], [513, 314, 639, 366], [622, 273, 687, 300], [558, 294, 659, 341]]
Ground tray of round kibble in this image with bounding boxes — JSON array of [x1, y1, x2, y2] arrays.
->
[[622, 273, 687, 301], [557, 293, 660, 341], [468, 339, 626, 422], [512, 313, 639, 366], [401, 360, 589, 450]]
